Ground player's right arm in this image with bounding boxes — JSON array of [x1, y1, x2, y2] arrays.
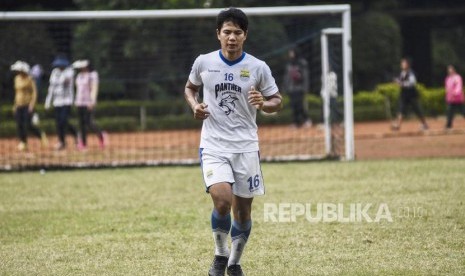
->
[[184, 80, 210, 120]]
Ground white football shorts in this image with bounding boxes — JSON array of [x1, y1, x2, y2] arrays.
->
[[199, 148, 265, 198]]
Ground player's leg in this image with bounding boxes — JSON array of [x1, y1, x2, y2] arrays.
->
[[208, 183, 233, 276], [227, 151, 264, 275], [200, 149, 235, 276], [209, 183, 233, 255], [228, 195, 252, 275]]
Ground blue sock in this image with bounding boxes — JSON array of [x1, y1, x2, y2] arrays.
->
[[211, 209, 231, 257], [228, 220, 252, 266]]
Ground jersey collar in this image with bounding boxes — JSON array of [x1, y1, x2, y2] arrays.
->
[[219, 50, 246, 66]]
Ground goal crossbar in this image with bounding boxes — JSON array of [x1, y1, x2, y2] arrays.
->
[[0, 5, 350, 21]]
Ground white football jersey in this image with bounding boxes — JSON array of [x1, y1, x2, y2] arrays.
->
[[189, 50, 278, 153]]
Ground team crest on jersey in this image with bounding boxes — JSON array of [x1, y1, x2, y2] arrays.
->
[[240, 69, 250, 81], [219, 95, 239, 115]]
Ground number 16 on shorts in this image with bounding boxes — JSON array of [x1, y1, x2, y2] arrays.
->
[[247, 174, 261, 192]]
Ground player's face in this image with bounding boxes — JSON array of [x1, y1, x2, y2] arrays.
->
[[217, 21, 247, 57]]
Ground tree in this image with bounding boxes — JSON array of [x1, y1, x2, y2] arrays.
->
[[352, 12, 401, 90]]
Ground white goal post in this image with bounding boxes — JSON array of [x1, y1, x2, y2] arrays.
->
[[1, 5, 354, 161]]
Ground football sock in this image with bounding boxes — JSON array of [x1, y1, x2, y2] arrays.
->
[[211, 209, 231, 257], [228, 220, 252, 266]]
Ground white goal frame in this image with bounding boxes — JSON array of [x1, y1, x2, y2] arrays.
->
[[321, 28, 343, 156], [1, 5, 355, 161]]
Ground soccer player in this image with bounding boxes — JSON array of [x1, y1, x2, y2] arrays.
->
[[184, 8, 282, 276]]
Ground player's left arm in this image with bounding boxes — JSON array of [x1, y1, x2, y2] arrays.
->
[[248, 87, 282, 113]]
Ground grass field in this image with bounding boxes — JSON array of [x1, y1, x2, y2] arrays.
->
[[1, 159, 464, 275]]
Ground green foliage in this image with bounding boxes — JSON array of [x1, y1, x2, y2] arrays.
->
[[352, 12, 401, 90], [0, 82, 450, 137], [0, 22, 56, 103], [419, 87, 445, 116]]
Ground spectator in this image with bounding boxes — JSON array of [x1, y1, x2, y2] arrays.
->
[[445, 65, 465, 129], [10, 61, 48, 151], [391, 58, 428, 131], [321, 69, 343, 124], [283, 48, 311, 127], [73, 60, 107, 150], [45, 56, 79, 150]]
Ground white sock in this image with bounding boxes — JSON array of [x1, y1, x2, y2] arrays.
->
[[213, 231, 230, 257], [211, 209, 231, 257], [228, 220, 252, 267]]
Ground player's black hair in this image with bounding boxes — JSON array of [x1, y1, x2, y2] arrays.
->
[[216, 7, 248, 32]]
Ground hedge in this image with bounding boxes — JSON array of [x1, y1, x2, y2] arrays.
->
[[0, 84, 449, 137]]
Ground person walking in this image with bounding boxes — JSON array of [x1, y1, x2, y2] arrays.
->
[[445, 65, 465, 129], [391, 58, 428, 131], [10, 60, 47, 151], [73, 60, 107, 150], [45, 56, 79, 150]]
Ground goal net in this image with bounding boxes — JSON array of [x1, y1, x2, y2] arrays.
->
[[0, 5, 353, 170]]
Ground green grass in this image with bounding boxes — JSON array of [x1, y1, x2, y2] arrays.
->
[[1, 159, 464, 275]]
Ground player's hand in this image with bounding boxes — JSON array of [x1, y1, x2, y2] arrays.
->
[[28, 105, 34, 113], [248, 86, 264, 110], [193, 103, 210, 120]]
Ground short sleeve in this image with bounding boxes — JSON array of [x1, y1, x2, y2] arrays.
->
[[188, 55, 203, 86], [258, 62, 279, 97], [91, 71, 99, 84]]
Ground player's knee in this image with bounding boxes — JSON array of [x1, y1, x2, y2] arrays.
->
[[214, 199, 232, 216], [234, 207, 252, 222]]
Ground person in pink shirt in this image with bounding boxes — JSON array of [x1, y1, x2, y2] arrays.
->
[[445, 65, 465, 129], [73, 60, 107, 150]]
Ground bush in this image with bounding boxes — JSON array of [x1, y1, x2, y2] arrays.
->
[[0, 85, 449, 138], [420, 87, 445, 116]]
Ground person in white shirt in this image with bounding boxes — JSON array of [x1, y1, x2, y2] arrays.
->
[[184, 8, 282, 276], [45, 56, 79, 150], [321, 70, 343, 124]]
